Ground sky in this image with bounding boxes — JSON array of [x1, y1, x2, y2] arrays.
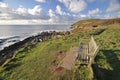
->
[[0, 0, 120, 25]]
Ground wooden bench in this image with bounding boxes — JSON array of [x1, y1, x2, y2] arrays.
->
[[77, 36, 99, 65]]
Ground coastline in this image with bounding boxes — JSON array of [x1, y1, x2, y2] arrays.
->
[[0, 31, 70, 66]]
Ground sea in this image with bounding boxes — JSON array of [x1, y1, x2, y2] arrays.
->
[[0, 25, 71, 50]]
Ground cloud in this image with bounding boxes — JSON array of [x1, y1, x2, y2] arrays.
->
[[0, 2, 8, 7], [103, 13, 120, 19], [55, 5, 70, 16], [56, 5, 63, 15], [104, 11, 120, 18], [16, 5, 50, 20], [48, 9, 59, 23], [79, 14, 88, 18], [35, 0, 46, 3], [107, 0, 120, 12], [59, 0, 87, 13], [0, 13, 12, 19], [0, 2, 15, 20], [27, 5, 50, 19], [0, 2, 50, 20], [0, 2, 12, 13], [88, 8, 101, 15], [1, 1, 119, 25], [16, 6, 28, 15], [0, 20, 30, 25], [48, 8, 78, 23]]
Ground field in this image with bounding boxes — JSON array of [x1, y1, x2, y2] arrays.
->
[[0, 19, 120, 80]]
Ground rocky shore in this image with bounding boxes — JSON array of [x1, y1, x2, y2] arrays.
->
[[0, 31, 70, 66]]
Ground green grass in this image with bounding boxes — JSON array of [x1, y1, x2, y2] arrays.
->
[[0, 24, 120, 80], [0, 33, 86, 80], [94, 24, 120, 80]]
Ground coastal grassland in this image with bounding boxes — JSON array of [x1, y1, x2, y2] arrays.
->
[[71, 24, 120, 80], [93, 24, 120, 80], [0, 32, 90, 80], [0, 23, 120, 80]]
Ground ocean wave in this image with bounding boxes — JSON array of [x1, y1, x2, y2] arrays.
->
[[0, 35, 27, 51]]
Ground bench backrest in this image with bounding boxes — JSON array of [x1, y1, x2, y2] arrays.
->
[[78, 36, 99, 64], [88, 36, 99, 63], [89, 36, 99, 54]]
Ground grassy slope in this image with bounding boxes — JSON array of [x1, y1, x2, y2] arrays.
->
[[94, 24, 120, 80], [0, 20, 120, 80], [0, 33, 85, 80]]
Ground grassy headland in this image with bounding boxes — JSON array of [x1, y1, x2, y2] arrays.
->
[[0, 18, 120, 80]]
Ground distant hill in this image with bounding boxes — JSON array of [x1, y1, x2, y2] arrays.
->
[[72, 18, 120, 27], [71, 18, 120, 34]]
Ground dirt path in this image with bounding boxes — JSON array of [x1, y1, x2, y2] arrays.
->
[[61, 47, 79, 70]]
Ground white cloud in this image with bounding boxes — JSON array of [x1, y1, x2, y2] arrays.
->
[[0, 2, 13, 13], [0, 2, 15, 20], [0, 2, 50, 20], [0, 2, 83, 25], [0, 2, 8, 8], [107, 0, 120, 12], [103, 14, 112, 19], [55, 5, 72, 16], [35, 0, 46, 3], [79, 14, 88, 18], [0, 13, 12, 19], [89, 8, 101, 15], [48, 8, 78, 23], [0, 2, 86, 25], [17, 5, 50, 20], [48, 9, 55, 17], [28, 5, 42, 15], [104, 12, 120, 19], [59, 0, 87, 13], [48, 9, 59, 23], [56, 5, 63, 15], [16, 6, 28, 15], [1, 1, 119, 25], [27, 5, 50, 19], [0, 20, 30, 25]]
